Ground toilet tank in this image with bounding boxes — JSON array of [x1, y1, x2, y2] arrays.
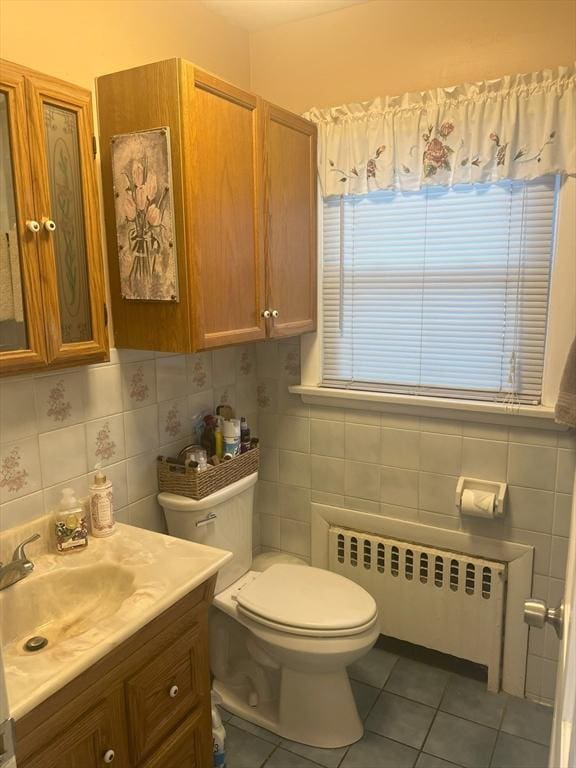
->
[[158, 472, 257, 592]]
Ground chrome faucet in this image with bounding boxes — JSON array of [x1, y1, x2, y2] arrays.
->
[[0, 534, 41, 591]]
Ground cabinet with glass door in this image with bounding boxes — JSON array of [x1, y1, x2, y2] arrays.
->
[[0, 60, 108, 376]]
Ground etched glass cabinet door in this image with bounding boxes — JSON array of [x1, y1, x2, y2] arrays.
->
[[24, 70, 107, 366], [0, 63, 48, 373]]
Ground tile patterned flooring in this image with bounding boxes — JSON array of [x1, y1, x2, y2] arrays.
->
[[220, 640, 553, 768]]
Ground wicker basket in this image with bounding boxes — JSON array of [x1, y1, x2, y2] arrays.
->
[[157, 448, 259, 500]]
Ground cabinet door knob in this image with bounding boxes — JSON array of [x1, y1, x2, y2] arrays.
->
[[102, 749, 115, 763], [25, 220, 40, 233], [169, 684, 179, 698], [261, 310, 271, 319], [43, 218, 57, 232], [271, 309, 279, 318]]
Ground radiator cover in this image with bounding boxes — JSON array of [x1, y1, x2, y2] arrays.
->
[[329, 526, 507, 691]]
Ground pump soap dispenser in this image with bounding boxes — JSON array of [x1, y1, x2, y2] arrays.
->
[[89, 468, 115, 538], [54, 487, 88, 553]]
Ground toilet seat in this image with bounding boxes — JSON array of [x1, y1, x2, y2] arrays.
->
[[235, 564, 377, 637], [237, 604, 378, 637]]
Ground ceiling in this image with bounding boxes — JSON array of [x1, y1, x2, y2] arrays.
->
[[201, 0, 371, 32]]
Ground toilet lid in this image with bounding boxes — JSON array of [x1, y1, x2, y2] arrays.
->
[[236, 564, 377, 632]]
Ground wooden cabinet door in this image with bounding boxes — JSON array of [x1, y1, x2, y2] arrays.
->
[[125, 622, 202, 763], [265, 103, 317, 338], [0, 60, 48, 374], [20, 690, 129, 768], [24, 70, 108, 367], [140, 705, 211, 768], [187, 69, 266, 349]]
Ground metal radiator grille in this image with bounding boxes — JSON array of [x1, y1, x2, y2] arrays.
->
[[329, 526, 507, 691]]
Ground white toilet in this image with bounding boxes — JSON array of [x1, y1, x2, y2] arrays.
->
[[158, 472, 379, 748]]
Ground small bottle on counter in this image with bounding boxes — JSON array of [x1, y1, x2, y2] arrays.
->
[[89, 469, 115, 538], [53, 487, 88, 553], [240, 417, 251, 453]]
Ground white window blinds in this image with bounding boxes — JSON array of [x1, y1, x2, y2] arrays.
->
[[322, 177, 558, 404]]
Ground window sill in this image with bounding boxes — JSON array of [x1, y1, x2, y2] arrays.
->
[[289, 384, 566, 429]]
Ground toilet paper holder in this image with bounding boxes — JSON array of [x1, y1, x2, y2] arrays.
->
[[455, 476, 507, 518]]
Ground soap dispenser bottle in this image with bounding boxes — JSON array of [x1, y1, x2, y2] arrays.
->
[[89, 468, 115, 538], [54, 487, 88, 554]]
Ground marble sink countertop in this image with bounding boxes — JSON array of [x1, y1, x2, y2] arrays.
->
[[0, 521, 232, 720]]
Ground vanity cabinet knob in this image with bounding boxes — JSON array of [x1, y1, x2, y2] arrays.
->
[[261, 309, 271, 319], [271, 309, 279, 318], [43, 218, 57, 232], [102, 748, 115, 763], [169, 684, 179, 698], [25, 220, 40, 233]]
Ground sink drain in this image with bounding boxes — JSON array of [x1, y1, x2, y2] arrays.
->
[[24, 636, 48, 652]]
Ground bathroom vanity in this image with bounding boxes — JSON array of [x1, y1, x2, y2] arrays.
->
[[0, 523, 232, 768]]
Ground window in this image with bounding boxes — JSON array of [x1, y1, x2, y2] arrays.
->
[[322, 177, 559, 405]]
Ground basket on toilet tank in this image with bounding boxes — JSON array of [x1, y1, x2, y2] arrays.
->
[[157, 447, 259, 500]]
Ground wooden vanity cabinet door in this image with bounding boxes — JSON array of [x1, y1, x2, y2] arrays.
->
[[186, 68, 267, 349], [265, 102, 317, 338], [125, 621, 207, 764], [19, 688, 129, 768], [140, 704, 211, 768], [24, 70, 108, 367]]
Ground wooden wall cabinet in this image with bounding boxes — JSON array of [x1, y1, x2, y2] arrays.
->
[[15, 577, 215, 768], [97, 59, 317, 353], [0, 60, 108, 377], [265, 102, 317, 339]]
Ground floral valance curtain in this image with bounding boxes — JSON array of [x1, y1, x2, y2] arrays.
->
[[305, 65, 576, 197]]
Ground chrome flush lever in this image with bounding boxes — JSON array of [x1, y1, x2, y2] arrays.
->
[[195, 513, 217, 528]]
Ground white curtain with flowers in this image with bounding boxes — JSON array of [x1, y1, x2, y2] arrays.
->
[[305, 65, 576, 197]]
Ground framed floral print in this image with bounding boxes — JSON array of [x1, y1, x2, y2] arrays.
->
[[110, 127, 179, 301]]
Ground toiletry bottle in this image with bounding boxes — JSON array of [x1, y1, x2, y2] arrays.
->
[[202, 415, 216, 457], [211, 691, 227, 767], [222, 418, 241, 457], [215, 416, 224, 459], [89, 469, 115, 538], [54, 487, 88, 553], [240, 416, 250, 453]]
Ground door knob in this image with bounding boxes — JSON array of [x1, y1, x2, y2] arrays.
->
[[261, 310, 271, 319], [271, 309, 279, 318], [524, 598, 564, 639], [102, 749, 115, 763], [42, 218, 56, 232], [25, 220, 40, 233]]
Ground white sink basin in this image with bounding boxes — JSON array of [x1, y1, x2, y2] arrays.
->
[[2, 563, 136, 655], [0, 522, 232, 720]]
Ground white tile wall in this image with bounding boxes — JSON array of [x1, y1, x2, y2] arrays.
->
[[0, 346, 258, 537], [35, 371, 86, 432], [251, 340, 575, 704], [85, 413, 126, 469], [381, 427, 420, 469], [310, 420, 345, 458], [345, 422, 380, 462], [39, 424, 87, 486], [0, 336, 573, 705], [0, 378, 37, 442], [120, 358, 157, 410]]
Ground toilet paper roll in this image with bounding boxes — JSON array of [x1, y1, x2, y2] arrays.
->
[[460, 488, 496, 518]]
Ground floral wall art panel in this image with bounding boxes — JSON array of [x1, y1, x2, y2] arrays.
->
[[111, 127, 179, 301]]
